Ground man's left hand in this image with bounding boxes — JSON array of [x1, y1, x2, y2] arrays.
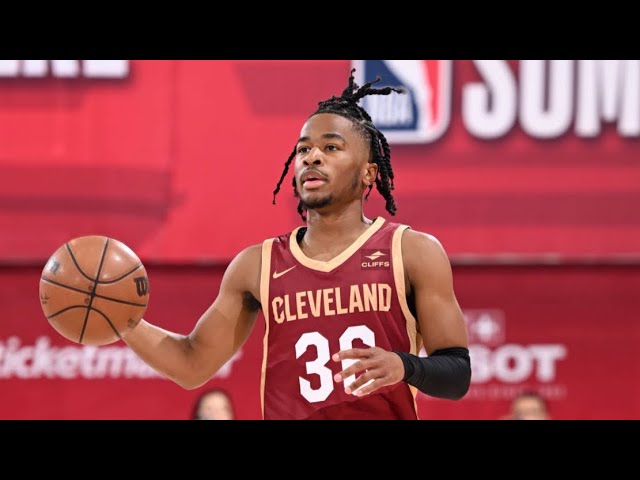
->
[[332, 347, 405, 396]]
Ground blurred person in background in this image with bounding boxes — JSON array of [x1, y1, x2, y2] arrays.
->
[[503, 390, 550, 420], [192, 388, 236, 420]]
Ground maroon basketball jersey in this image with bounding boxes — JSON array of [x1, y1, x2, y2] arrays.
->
[[259, 217, 422, 420]]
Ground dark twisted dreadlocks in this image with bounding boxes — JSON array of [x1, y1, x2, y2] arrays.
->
[[272, 68, 405, 221]]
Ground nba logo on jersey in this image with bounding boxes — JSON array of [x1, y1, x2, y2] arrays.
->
[[352, 60, 452, 144]]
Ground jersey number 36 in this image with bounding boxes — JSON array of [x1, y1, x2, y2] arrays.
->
[[295, 325, 375, 403]]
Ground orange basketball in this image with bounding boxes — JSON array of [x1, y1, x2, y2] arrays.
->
[[39, 236, 150, 346]]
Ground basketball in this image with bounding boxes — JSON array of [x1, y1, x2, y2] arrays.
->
[[39, 236, 150, 346]]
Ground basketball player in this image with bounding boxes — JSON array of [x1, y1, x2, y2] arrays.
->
[[122, 70, 471, 419]]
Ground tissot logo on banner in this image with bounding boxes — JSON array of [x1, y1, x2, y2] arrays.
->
[[352, 60, 452, 144], [464, 309, 568, 401]]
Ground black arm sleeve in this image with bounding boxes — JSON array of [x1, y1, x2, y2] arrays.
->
[[394, 347, 471, 400]]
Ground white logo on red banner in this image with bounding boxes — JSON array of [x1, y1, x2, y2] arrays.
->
[[0, 60, 129, 78], [0, 336, 241, 380], [354, 60, 640, 143], [419, 309, 568, 400]]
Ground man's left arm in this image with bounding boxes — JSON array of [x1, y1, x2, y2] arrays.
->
[[332, 229, 471, 399], [395, 229, 471, 399]]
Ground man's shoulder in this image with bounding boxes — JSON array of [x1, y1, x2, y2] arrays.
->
[[400, 228, 452, 276], [233, 230, 293, 260], [401, 228, 447, 255], [231, 243, 263, 268], [400, 229, 455, 288], [234, 226, 301, 263]]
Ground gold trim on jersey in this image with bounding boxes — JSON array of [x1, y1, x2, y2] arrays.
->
[[289, 216, 386, 272], [259, 238, 274, 420], [392, 225, 422, 418]]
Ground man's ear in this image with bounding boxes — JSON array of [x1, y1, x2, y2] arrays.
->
[[364, 162, 378, 187]]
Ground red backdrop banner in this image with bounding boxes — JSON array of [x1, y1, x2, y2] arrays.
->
[[2, 265, 638, 420], [2, 60, 638, 420], [1, 60, 640, 262]]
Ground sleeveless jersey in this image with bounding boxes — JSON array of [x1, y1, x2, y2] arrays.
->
[[259, 217, 422, 420]]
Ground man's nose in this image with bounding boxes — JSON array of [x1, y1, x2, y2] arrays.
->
[[303, 147, 324, 166]]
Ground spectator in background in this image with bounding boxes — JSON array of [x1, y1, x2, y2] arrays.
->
[[505, 390, 550, 420], [192, 388, 236, 420]]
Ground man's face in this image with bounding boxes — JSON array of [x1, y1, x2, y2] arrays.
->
[[294, 113, 373, 212], [511, 396, 549, 420], [197, 392, 234, 420]]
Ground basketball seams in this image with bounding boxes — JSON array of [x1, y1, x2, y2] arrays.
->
[[40, 235, 149, 346], [98, 263, 143, 284], [46, 305, 87, 319], [79, 238, 110, 344], [41, 276, 90, 296], [65, 243, 96, 282], [90, 307, 121, 338], [93, 293, 146, 307], [66, 239, 142, 284], [41, 276, 147, 307]]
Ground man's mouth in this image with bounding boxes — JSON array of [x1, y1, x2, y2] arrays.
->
[[301, 170, 327, 188], [303, 179, 326, 189]]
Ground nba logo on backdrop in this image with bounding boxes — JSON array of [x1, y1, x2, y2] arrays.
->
[[352, 60, 452, 144]]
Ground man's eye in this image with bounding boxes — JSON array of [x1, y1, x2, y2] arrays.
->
[[297, 147, 309, 154]]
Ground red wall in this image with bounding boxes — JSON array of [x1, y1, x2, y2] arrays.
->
[[2, 60, 640, 263]]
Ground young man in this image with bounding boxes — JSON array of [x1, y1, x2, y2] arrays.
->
[[123, 69, 471, 419]]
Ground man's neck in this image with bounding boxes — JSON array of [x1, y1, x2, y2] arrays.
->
[[300, 204, 375, 254]]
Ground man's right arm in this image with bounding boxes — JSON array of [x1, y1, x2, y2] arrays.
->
[[121, 244, 263, 390]]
